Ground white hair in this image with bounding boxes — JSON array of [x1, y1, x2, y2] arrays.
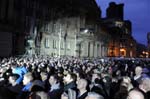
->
[[87, 92, 104, 99], [140, 78, 150, 92]]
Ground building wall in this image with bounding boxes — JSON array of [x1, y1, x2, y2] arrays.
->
[[0, 0, 109, 57], [0, 32, 12, 57], [106, 2, 124, 20], [37, 16, 108, 58]]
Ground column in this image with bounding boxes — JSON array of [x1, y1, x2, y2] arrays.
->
[[88, 42, 90, 57], [90, 42, 93, 57], [93, 42, 95, 57], [99, 42, 102, 57], [94, 42, 97, 57]]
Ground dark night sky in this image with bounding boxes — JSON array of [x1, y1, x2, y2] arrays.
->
[[96, 0, 150, 46]]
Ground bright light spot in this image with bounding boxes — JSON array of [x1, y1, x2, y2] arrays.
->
[[84, 29, 88, 33]]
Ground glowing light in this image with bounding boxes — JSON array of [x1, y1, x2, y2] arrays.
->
[[83, 29, 88, 33]]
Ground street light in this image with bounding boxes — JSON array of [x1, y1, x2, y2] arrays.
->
[[83, 29, 88, 33]]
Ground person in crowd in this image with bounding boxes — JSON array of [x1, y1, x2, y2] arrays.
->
[[138, 78, 150, 99], [133, 66, 143, 87], [100, 72, 111, 98], [29, 91, 50, 99], [22, 72, 34, 91], [90, 72, 106, 97], [109, 77, 119, 99], [127, 89, 144, 99], [63, 72, 77, 99], [40, 72, 50, 92], [7, 74, 23, 97], [11, 62, 27, 84], [85, 92, 104, 99], [19, 72, 34, 99], [48, 74, 63, 99], [77, 78, 88, 99], [122, 76, 133, 91], [0, 56, 150, 99], [0, 67, 9, 86], [114, 83, 128, 99], [31, 80, 45, 92], [0, 73, 19, 99]]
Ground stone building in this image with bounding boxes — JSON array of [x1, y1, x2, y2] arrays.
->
[[102, 2, 136, 57], [38, 0, 109, 57], [0, 0, 110, 57], [146, 32, 150, 58]]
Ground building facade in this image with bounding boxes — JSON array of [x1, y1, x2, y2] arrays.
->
[[0, 0, 25, 56], [1, 0, 137, 58], [39, 17, 109, 57], [0, 0, 110, 57], [102, 2, 136, 57], [31, 0, 109, 57], [146, 32, 150, 57]]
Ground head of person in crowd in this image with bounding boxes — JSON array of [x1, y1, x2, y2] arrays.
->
[[81, 65, 86, 71], [139, 78, 150, 93], [23, 72, 33, 85], [22, 72, 34, 91], [127, 89, 144, 99], [17, 59, 22, 67], [85, 92, 104, 99], [114, 82, 128, 99], [0, 67, 7, 77], [77, 78, 89, 98], [91, 73, 101, 83], [122, 76, 133, 91], [74, 69, 85, 81], [29, 91, 50, 99], [11, 63, 17, 72], [8, 74, 19, 86], [46, 66, 51, 73], [49, 74, 59, 86], [135, 66, 143, 76], [77, 78, 88, 93], [40, 72, 48, 82], [49, 74, 61, 92], [122, 76, 131, 84], [115, 70, 121, 77], [63, 72, 77, 84]]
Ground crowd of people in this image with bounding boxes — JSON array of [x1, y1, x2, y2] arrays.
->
[[0, 56, 150, 99]]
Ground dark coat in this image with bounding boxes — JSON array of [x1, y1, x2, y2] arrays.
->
[[48, 88, 63, 99], [77, 91, 88, 99]]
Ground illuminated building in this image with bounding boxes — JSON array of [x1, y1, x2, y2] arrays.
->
[[0, 0, 110, 57], [102, 2, 136, 57]]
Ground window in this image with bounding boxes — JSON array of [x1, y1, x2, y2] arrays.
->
[[52, 23, 57, 33], [44, 22, 49, 32], [53, 40, 57, 49], [45, 38, 50, 48]]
